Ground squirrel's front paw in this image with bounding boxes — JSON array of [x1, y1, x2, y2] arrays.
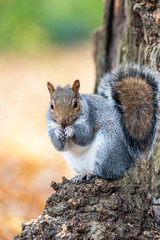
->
[[54, 126, 65, 140], [65, 125, 75, 139]]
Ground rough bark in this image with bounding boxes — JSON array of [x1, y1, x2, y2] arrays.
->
[[94, 0, 160, 227], [94, 0, 160, 91], [14, 173, 159, 240], [14, 0, 160, 239]]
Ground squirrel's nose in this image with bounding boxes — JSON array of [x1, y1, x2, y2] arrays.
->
[[61, 119, 66, 127]]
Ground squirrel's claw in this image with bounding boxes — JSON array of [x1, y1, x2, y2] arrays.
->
[[69, 173, 94, 182], [65, 125, 75, 139], [54, 126, 65, 140]]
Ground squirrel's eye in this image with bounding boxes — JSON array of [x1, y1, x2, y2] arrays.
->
[[73, 100, 78, 108], [50, 103, 54, 110]]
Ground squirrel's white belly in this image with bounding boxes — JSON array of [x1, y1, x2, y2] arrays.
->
[[61, 133, 104, 174]]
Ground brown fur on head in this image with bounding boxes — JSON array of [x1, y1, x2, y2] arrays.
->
[[47, 80, 81, 128], [112, 77, 154, 141]]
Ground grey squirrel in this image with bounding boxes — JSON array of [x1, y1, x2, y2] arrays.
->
[[46, 64, 159, 179]]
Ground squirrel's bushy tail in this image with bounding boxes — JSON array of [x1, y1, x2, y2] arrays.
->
[[98, 64, 159, 157]]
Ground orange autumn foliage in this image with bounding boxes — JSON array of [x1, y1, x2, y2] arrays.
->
[[0, 45, 95, 240]]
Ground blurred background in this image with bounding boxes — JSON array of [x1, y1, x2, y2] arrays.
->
[[0, 0, 103, 239]]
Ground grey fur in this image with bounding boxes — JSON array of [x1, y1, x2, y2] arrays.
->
[[46, 64, 159, 179], [98, 64, 159, 159], [47, 93, 134, 178], [47, 113, 66, 151]]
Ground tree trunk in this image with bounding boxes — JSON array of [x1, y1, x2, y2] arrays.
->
[[94, 0, 160, 91], [94, 0, 160, 227], [14, 1, 160, 239]]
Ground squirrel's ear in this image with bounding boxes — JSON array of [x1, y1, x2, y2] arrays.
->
[[72, 80, 80, 94], [47, 82, 55, 95]]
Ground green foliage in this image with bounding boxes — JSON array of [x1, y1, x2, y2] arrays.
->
[[0, 0, 103, 52]]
